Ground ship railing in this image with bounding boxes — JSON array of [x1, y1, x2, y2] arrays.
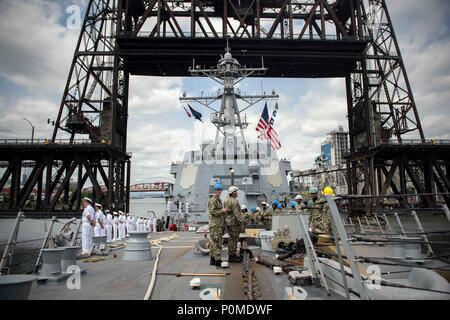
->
[[321, 195, 450, 299], [0, 212, 78, 275]]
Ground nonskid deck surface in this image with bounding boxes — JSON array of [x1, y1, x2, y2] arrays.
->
[[29, 232, 204, 300], [28, 231, 344, 300], [29, 232, 261, 300]]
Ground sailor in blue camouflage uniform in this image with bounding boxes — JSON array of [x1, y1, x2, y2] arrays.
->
[[224, 186, 243, 263], [208, 182, 227, 266], [306, 186, 332, 234]]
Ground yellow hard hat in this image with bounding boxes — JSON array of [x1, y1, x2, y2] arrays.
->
[[323, 186, 335, 196]]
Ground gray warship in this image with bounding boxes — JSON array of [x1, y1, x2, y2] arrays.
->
[[166, 46, 292, 227], [1, 49, 450, 302]]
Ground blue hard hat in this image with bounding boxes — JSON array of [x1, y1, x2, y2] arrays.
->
[[214, 182, 223, 190], [290, 200, 297, 208], [309, 187, 319, 194], [272, 199, 279, 205], [277, 204, 283, 209], [251, 207, 257, 213]]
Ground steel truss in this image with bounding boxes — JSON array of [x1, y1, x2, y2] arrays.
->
[[2, 0, 448, 217], [346, 0, 449, 210], [0, 143, 130, 218]]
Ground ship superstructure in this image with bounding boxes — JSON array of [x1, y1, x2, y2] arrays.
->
[[169, 46, 292, 222]]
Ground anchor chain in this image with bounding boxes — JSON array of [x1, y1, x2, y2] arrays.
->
[[242, 250, 261, 300]]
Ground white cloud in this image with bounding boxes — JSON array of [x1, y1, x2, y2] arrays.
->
[[128, 76, 184, 116], [0, 0, 78, 96], [0, 96, 61, 139]]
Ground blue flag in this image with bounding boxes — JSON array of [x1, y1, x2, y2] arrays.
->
[[188, 104, 203, 122]]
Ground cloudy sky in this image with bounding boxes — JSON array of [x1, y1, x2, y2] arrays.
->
[[0, 0, 449, 184]]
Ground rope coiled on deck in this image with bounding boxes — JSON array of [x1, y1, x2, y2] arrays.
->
[[143, 233, 178, 300]]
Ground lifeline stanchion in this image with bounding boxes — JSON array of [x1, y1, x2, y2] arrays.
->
[[411, 210, 434, 256], [0, 211, 24, 275], [35, 216, 57, 272], [294, 213, 330, 295], [326, 195, 368, 300]]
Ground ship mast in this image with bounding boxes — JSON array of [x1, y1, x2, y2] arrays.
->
[[180, 42, 278, 158]]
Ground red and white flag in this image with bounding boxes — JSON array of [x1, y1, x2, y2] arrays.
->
[[256, 103, 281, 150]]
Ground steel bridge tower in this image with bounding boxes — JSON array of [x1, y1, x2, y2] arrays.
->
[[1, 0, 449, 217]]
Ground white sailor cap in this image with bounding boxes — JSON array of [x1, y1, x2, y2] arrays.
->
[[261, 201, 267, 205], [82, 197, 92, 203], [118, 210, 124, 214], [95, 203, 102, 209], [105, 210, 110, 213], [113, 211, 118, 215]]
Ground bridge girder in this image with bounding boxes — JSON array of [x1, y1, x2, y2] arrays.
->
[[2, 0, 447, 217]]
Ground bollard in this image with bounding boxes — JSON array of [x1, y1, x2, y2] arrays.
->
[[0, 275, 37, 300], [40, 248, 65, 278], [92, 236, 108, 255], [123, 231, 152, 261], [61, 246, 81, 274]]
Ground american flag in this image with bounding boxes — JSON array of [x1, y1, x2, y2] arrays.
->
[[256, 103, 281, 150]]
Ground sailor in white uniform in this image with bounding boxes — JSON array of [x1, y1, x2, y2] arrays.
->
[[105, 210, 113, 242], [185, 201, 190, 215], [148, 216, 153, 232], [94, 203, 105, 237], [134, 216, 139, 231], [147, 218, 151, 231], [141, 217, 146, 231], [127, 214, 133, 235], [118, 211, 125, 239], [129, 215, 136, 231], [112, 212, 119, 241], [152, 214, 157, 233], [121, 211, 127, 239], [137, 216, 142, 231], [81, 197, 95, 254]]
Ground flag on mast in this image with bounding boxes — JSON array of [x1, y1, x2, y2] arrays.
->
[[188, 104, 203, 122], [183, 106, 192, 118], [256, 103, 281, 150]]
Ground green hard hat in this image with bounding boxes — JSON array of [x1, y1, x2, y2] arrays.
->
[[309, 187, 319, 194]]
